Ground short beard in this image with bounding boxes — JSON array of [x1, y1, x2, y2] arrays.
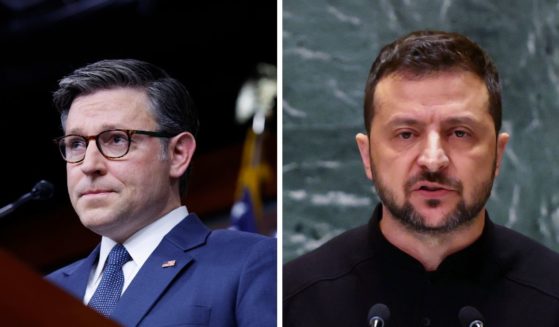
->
[[372, 167, 495, 235]]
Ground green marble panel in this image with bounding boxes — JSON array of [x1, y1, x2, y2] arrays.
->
[[283, 0, 559, 262]]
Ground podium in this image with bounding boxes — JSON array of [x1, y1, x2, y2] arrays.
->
[[0, 249, 118, 326]]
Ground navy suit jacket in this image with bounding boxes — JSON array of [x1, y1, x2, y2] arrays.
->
[[47, 214, 276, 326]]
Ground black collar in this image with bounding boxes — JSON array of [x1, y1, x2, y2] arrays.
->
[[367, 204, 504, 284]]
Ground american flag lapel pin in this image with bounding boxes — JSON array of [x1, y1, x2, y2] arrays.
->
[[161, 260, 176, 268]]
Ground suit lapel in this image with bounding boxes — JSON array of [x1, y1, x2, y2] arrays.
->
[[111, 214, 210, 326], [60, 245, 100, 300]]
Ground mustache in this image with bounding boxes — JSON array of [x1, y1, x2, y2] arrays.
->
[[404, 171, 463, 193]]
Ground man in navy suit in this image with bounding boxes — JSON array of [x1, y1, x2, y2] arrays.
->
[[47, 59, 276, 326]]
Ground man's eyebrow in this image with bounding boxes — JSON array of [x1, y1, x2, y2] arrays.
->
[[65, 124, 122, 135], [442, 116, 483, 128], [385, 115, 485, 128], [385, 116, 423, 127], [65, 128, 83, 135]]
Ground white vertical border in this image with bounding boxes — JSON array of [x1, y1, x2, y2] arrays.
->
[[276, 0, 283, 325]]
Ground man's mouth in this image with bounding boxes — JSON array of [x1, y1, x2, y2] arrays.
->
[[412, 182, 455, 197], [80, 189, 114, 197], [418, 185, 445, 191], [404, 171, 463, 202]]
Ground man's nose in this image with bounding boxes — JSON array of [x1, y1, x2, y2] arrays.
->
[[417, 131, 449, 172], [78, 140, 107, 175]]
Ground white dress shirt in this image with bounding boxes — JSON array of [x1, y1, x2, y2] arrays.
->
[[83, 206, 188, 304]]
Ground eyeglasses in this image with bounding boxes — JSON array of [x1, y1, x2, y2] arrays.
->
[[54, 129, 176, 163]]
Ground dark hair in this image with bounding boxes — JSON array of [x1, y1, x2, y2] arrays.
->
[[53, 59, 199, 197], [363, 30, 501, 134]]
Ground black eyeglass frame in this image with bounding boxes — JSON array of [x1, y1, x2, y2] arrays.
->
[[54, 129, 177, 163]]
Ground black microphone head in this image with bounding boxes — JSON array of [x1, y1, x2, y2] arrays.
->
[[368, 303, 390, 327], [31, 180, 54, 200], [458, 306, 485, 327]]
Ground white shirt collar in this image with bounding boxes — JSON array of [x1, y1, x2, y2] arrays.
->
[[93, 206, 189, 283]]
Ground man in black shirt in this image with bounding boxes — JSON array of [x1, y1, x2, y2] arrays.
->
[[284, 30, 559, 326]]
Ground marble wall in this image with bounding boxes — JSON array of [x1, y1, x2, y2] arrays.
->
[[283, 0, 559, 261]]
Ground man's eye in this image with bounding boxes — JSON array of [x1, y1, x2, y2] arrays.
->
[[454, 130, 467, 138], [399, 132, 413, 139], [68, 139, 85, 150], [103, 132, 128, 145], [111, 135, 127, 144]]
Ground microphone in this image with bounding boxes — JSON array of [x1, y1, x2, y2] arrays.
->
[[0, 180, 54, 219], [459, 306, 485, 327], [368, 303, 390, 327], [30, 180, 55, 200]]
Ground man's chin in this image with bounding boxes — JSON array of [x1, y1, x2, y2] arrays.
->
[[405, 202, 446, 217], [413, 210, 454, 228], [78, 209, 119, 232], [406, 205, 480, 234], [388, 201, 470, 234]]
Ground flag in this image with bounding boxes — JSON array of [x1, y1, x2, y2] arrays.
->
[[229, 129, 273, 233], [230, 188, 258, 233], [230, 65, 276, 234]]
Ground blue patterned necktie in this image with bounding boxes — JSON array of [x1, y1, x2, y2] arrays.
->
[[88, 244, 131, 317]]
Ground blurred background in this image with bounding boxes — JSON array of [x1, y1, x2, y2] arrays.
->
[[283, 0, 559, 261], [0, 0, 277, 273]]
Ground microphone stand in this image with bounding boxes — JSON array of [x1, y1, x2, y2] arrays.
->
[[0, 192, 34, 219], [0, 180, 54, 220]]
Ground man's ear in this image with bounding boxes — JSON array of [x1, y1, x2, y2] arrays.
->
[[168, 132, 196, 178], [356, 133, 373, 181], [494, 132, 509, 177]]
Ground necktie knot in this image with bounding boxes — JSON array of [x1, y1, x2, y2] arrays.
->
[[107, 244, 131, 266]]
